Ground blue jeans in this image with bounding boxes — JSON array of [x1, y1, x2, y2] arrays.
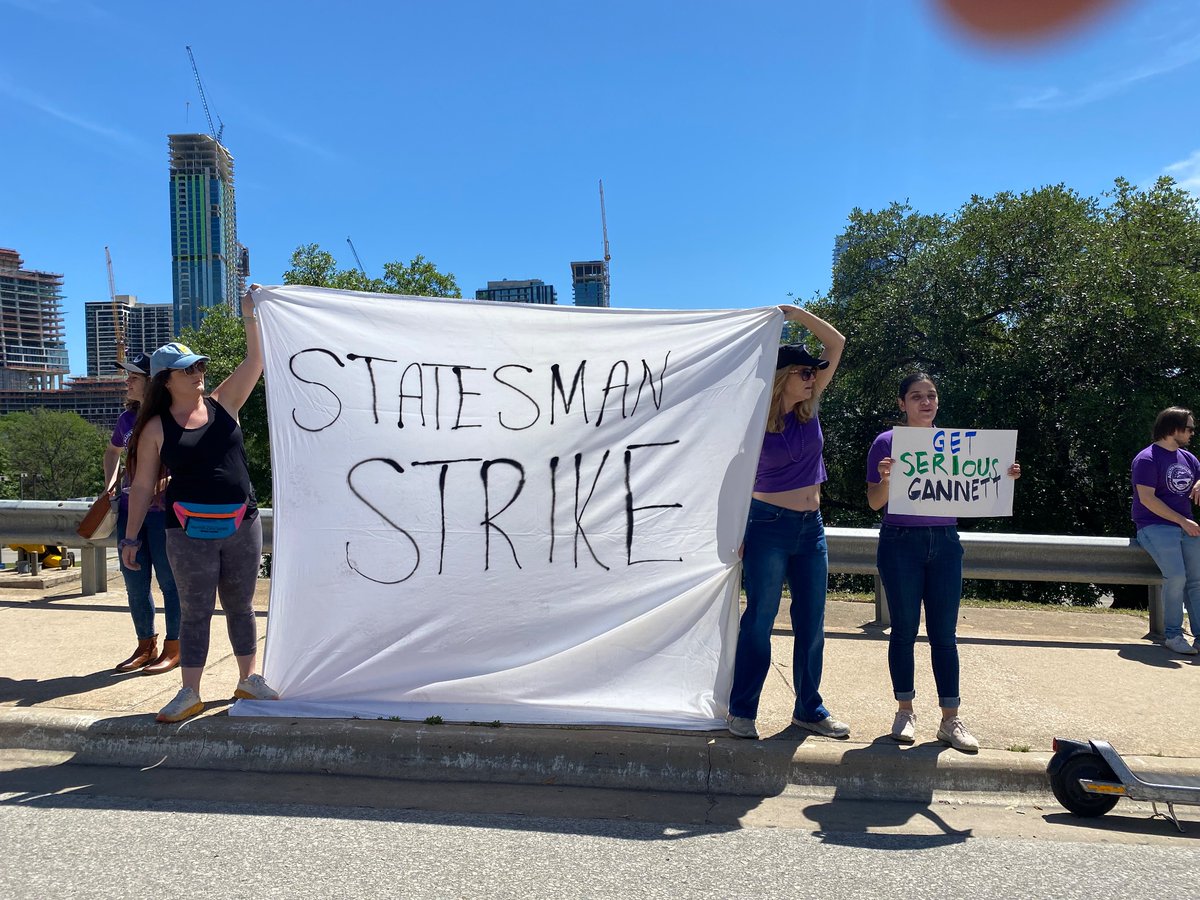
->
[[117, 504, 181, 641], [1136, 524, 1200, 640], [730, 500, 830, 722], [877, 524, 963, 708]]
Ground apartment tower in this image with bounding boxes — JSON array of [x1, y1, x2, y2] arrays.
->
[[168, 133, 243, 332]]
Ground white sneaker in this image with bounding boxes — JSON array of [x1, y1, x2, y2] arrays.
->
[[793, 715, 850, 739], [234, 673, 280, 700], [1164, 635, 1199, 655], [891, 710, 916, 744], [156, 687, 204, 723], [727, 716, 759, 739], [937, 716, 979, 753]]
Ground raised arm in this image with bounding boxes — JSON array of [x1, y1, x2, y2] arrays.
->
[[211, 284, 263, 419], [781, 305, 845, 398]]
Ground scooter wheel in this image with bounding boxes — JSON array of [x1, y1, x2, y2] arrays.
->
[[1051, 752, 1120, 817]]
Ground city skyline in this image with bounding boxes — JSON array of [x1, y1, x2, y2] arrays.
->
[[2, 1, 1198, 376]]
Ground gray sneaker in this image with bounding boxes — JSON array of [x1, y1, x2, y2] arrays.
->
[[1165, 635, 1199, 655], [937, 716, 980, 753], [793, 715, 850, 739], [891, 709, 916, 744], [727, 716, 759, 739], [156, 686, 204, 723], [234, 673, 280, 700]]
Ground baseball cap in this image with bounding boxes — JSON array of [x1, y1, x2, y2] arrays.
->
[[115, 351, 152, 376], [150, 342, 210, 377]]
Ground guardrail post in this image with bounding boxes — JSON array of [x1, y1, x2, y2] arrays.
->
[[79, 546, 107, 596], [874, 574, 890, 628], [1147, 583, 1164, 640]]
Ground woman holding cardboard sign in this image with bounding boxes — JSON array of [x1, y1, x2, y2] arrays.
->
[[866, 373, 1020, 752], [727, 305, 848, 741], [122, 285, 279, 724]]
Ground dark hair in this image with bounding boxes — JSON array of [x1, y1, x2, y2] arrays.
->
[[1153, 407, 1194, 441], [898, 371, 935, 398], [126, 371, 173, 484]]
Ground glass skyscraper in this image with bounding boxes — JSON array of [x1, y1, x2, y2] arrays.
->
[[168, 134, 243, 332]]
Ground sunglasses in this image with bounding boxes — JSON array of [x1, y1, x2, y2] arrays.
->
[[177, 360, 207, 376], [788, 368, 818, 381]]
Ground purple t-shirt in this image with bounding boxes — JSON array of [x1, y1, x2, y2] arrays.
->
[[866, 429, 957, 527], [1131, 443, 1200, 530], [110, 409, 165, 512], [754, 413, 827, 493]]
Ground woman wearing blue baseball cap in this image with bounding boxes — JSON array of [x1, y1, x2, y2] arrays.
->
[[727, 304, 848, 741], [123, 285, 279, 723]]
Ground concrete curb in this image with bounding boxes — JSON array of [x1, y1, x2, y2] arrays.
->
[[0, 706, 1057, 800]]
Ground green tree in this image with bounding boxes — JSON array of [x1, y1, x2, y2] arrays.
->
[[178, 304, 272, 505], [283, 243, 461, 297], [810, 179, 1200, 604], [0, 410, 107, 500]]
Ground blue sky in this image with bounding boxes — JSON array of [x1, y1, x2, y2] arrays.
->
[[2, 0, 1199, 376]]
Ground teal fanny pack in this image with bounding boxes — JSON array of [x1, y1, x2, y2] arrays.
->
[[173, 501, 248, 539]]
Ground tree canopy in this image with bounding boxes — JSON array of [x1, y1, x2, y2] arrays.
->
[[282, 243, 461, 298], [809, 177, 1200, 602], [0, 410, 107, 500]]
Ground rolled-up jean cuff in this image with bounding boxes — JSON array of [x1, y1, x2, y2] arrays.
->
[[940, 696, 961, 708], [894, 690, 916, 701]]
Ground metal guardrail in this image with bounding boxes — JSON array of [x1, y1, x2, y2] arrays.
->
[[0, 502, 1166, 635], [0, 500, 273, 596]]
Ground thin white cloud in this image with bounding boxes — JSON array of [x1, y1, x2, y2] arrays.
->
[[1014, 32, 1200, 110], [0, 76, 148, 152], [1163, 150, 1200, 195]]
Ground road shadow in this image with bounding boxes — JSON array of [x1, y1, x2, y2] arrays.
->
[[1041, 810, 1198, 838], [0, 670, 145, 706], [802, 741, 973, 849]]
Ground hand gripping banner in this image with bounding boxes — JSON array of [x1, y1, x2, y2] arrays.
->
[[233, 286, 781, 728]]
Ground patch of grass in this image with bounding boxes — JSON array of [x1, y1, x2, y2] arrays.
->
[[1007, 744, 1031, 753], [488, 720, 502, 728], [424, 715, 444, 725], [787, 589, 1148, 617]]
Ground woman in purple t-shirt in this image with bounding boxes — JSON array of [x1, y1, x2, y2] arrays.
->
[[866, 373, 1020, 752], [103, 352, 181, 675], [727, 305, 848, 741]]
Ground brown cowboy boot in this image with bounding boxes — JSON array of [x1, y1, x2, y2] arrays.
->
[[114, 636, 157, 672], [141, 639, 180, 675]]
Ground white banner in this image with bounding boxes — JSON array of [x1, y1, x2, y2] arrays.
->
[[231, 286, 782, 728], [886, 426, 1017, 518]]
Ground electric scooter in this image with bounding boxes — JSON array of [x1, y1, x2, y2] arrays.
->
[[1048, 737, 1200, 832]]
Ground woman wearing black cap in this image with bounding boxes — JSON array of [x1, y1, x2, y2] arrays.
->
[[103, 351, 182, 674], [727, 305, 847, 740]]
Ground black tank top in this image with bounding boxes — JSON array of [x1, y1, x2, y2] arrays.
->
[[160, 397, 259, 528]]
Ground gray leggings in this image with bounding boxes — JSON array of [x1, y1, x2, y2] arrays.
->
[[166, 516, 262, 669]]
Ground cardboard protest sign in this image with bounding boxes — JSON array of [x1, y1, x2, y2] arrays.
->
[[232, 286, 781, 728], [887, 426, 1017, 518]]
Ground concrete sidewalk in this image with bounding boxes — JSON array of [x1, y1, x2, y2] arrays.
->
[[1, 573, 1198, 801]]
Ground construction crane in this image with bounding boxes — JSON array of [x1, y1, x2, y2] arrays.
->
[[599, 179, 611, 302], [346, 236, 366, 274], [104, 246, 125, 364], [185, 45, 224, 144]]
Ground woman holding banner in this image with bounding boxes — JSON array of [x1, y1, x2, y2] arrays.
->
[[727, 305, 848, 741], [866, 373, 1020, 752], [122, 284, 279, 724]]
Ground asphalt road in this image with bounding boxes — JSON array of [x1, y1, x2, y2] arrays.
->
[[1, 751, 1196, 899]]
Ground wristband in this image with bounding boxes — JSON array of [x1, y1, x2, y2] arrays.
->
[[118, 538, 142, 551]]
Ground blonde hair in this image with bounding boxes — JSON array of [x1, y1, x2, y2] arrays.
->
[[767, 367, 817, 432]]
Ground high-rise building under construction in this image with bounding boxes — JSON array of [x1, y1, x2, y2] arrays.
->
[[168, 133, 243, 332], [84, 295, 175, 376], [0, 248, 69, 390]]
